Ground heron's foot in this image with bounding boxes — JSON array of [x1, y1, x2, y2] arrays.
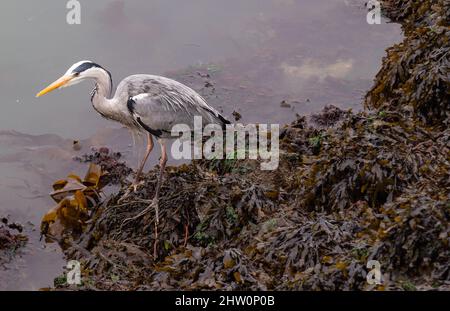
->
[[120, 196, 159, 226], [117, 180, 145, 203], [131, 179, 145, 192], [119, 196, 160, 258]]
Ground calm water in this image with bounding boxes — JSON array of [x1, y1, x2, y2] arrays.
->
[[0, 0, 402, 290]]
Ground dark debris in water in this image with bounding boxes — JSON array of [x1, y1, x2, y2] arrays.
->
[[0, 218, 27, 265], [43, 0, 449, 291]]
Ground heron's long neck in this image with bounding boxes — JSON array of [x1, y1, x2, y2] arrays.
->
[[90, 68, 116, 118]]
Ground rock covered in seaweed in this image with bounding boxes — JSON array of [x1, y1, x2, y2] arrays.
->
[[366, 0, 450, 125], [45, 0, 450, 291]]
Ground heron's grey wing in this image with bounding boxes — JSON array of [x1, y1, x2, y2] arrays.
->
[[128, 90, 229, 137]]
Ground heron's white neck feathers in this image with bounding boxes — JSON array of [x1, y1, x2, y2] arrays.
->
[[88, 67, 120, 121], [86, 67, 112, 99]]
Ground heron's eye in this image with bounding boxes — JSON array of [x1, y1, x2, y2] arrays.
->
[[73, 72, 80, 77]]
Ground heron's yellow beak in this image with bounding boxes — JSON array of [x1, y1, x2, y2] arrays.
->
[[36, 75, 74, 97]]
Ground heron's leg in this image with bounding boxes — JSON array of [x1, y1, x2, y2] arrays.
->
[[121, 139, 167, 257], [183, 224, 189, 247], [150, 139, 167, 257], [134, 132, 154, 188], [118, 133, 153, 204], [155, 140, 167, 200]]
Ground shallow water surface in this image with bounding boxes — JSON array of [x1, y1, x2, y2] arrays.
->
[[0, 0, 402, 290]]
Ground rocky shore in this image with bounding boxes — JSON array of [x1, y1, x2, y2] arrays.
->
[[46, 0, 449, 290]]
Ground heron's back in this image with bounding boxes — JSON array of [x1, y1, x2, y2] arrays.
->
[[115, 74, 229, 137]]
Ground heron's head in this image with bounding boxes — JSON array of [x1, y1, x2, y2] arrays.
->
[[36, 60, 111, 97]]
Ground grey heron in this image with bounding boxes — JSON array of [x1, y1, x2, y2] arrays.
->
[[36, 60, 230, 233]]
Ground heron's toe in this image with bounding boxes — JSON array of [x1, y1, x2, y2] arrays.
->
[[149, 197, 158, 206], [117, 190, 131, 204], [131, 180, 145, 192]]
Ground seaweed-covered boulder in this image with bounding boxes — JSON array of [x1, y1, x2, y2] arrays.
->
[[286, 111, 449, 212], [366, 0, 450, 125]]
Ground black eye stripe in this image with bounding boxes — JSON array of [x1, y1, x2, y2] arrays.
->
[[70, 62, 114, 96], [72, 62, 101, 74]]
